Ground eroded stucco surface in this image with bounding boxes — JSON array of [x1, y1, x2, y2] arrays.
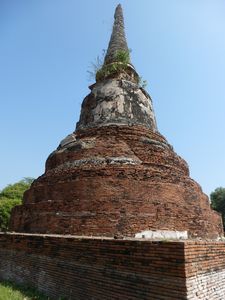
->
[[76, 80, 157, 131]]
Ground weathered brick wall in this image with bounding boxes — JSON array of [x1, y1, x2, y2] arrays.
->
[[185, 242, 225, 299], [0, 234, 225, 299], [0, 233, 187, 299]]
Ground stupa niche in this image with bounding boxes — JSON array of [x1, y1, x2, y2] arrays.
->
[[9, 4, 223, 239]]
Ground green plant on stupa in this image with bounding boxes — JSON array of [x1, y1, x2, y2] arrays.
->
[[95, 49, 130, 81]]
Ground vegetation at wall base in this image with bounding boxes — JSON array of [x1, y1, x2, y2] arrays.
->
[[0, 281, 50, 300]]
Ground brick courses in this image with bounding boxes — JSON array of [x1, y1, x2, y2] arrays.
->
[[0, 233, 225, 299], [9, 125, 223, 238], [0, 233, 189, 299], [185, 242, 225, 299]]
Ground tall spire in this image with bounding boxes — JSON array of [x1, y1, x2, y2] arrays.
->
[[104, 4, 130, 65]]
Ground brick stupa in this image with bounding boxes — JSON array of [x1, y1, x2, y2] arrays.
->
[[10, 4, 223, 239]]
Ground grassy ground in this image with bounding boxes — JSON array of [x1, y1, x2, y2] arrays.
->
[[0, 281, 50, 300]]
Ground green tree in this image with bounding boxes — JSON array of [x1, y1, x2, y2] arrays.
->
[[0, 178, 34, 231], [210, 187, 225, 228]]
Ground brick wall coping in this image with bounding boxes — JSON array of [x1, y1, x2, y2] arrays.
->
[[1, 232, 225, 245]]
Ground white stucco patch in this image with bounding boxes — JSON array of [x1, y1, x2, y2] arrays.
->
[[80, 79, 157, 130], [135, 230, 188, 240]]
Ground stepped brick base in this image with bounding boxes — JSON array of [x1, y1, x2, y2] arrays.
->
[[0, 233, 225, 299], [9, 126, 223, 239]]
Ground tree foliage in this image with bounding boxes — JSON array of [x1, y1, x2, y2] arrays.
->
[[210, 187, 225, 228], [0, 178, 34, 231]]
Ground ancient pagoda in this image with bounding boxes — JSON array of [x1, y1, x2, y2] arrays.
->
[[10, 4, 223, 239]]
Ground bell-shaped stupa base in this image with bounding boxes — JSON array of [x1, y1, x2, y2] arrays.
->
[[10, 121, 222, 239]]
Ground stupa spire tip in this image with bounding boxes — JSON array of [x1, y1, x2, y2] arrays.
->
[[104, 4, 129, 65], [96, 4, 139, 83], [115, 3, 122, 10]]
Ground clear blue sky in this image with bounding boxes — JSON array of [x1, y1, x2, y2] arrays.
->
[[1, 0, 225, 196]]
